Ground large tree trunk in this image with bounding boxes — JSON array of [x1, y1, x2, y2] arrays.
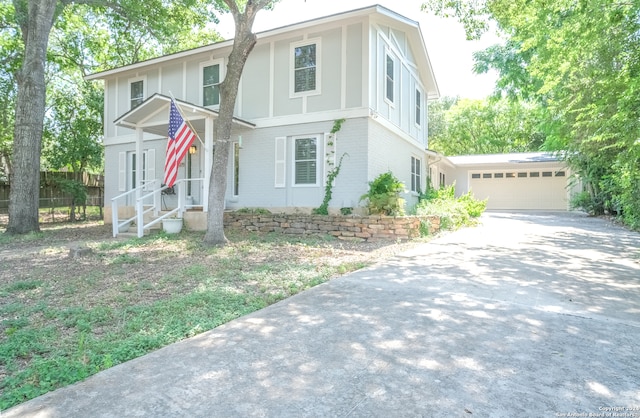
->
[[203, 1, 271, 246], [6, 0, 57, 234]]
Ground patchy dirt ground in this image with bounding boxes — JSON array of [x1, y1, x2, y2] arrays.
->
[[0, 215, 429, 312]]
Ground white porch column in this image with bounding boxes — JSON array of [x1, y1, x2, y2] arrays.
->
[[203, 117, 214, 212], [135, 127, 144, 199]]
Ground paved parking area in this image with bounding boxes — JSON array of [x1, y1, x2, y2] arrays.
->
[[5, 212, 640, 417]]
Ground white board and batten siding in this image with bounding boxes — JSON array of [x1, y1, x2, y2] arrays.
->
[[90, 5, 440, 214]]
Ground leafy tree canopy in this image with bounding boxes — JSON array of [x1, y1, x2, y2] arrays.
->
[[428, 97, 547, 155], [423, 0, 640, 227]]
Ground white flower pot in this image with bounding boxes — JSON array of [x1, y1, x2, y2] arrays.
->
[[118, 222, 132, 233], [162, 218, 183, 234]]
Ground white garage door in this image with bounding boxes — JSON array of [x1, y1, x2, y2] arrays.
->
[[469, 169, 568, 210]]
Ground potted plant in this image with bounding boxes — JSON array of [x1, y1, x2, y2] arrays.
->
[[162, 217, 183, 234]]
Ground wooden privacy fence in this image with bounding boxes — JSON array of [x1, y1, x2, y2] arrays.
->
[[0, 172, 104, 211]]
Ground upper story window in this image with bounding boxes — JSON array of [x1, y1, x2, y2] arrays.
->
[[291, 39, 321, 97], [203, 64, 220, 106], [411, 156, 422, 193], [129, 77, 145, 109], [294, 136, 318, 185], [201, 59, 224, 107], [385, 53, 395, 103], [415, 89, 422, 126]]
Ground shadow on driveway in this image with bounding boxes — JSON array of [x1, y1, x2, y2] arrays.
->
[[5, 212, 640, 417]]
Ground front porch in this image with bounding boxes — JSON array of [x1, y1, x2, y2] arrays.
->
[[109, 93, 254, 237]]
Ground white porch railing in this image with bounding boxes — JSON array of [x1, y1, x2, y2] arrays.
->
[[111, 178, 204, 238]]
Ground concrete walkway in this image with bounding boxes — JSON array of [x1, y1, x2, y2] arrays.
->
[[5, 212, 640, 417]]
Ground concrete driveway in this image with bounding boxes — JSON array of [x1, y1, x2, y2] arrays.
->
[[5, 212, 640, 417]]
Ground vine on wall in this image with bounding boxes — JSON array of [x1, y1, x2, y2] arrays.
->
[[313, 119, 348, 215]]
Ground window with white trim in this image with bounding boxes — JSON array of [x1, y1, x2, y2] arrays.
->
[[415, 89, 422, 126], [129, 78, 145, 109], [385, 53, 395, 103], [294, 136, 318, 185], [202, 62, 221, 106], [129, 150, 154, 190], [411, 156, 422, 193], [291, 40, 320, 96], [233, 142, 240, 196]]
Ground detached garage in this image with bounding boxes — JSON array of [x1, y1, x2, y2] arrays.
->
[[446, 152, 574, 211]]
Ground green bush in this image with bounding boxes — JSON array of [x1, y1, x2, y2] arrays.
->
[[360, 171, 406, 216], [235, 208, 271, 215], [570, 191, 605, 215], [415, 184, 486, 230], [458, 191, 487, 218]]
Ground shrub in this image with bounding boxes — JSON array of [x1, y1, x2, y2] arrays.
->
[[415, 184, 486, 230], [340, 207, 353, 215], [360, 171, 406, 216], [458, 191, 487, 218], [235, 208, 271, 215], [570, 191, 605, 215]]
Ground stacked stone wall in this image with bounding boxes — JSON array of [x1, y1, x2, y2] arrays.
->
[[223, 213, 440, 242]]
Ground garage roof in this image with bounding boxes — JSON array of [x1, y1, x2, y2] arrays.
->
[[447, 152, 562, 166]]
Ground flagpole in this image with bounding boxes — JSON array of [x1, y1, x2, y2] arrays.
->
[[168, 91, 205, 147]]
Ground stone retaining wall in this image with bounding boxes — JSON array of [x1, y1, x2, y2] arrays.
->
[[223, 213, 440, 242]]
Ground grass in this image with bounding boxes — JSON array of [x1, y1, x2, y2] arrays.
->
[[0, 221, 424, 410]]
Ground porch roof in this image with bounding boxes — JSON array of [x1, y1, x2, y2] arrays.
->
[[114, 93, 255, 136]]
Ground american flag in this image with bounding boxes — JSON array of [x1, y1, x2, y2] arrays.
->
[[163, 100, 196, 187]]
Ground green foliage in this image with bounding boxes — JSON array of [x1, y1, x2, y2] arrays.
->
[[415, 185, 486, 230], [314, 119, 348, 215], [427, 95, 458, 146], [0, 2, 20, 182], [43, 80, 104, 174], [55, 179, 87, 205], [421, 0, 491, 40], [1, 0, 226, 234], [330, 118, 346, 135], [5, 280, 43, 293], [458, 191, 487, 218], [314, 153, 348, 215], [360, 171, 406, 216], [53, 178, 88, 222], [424, 0, 640, 230], [235, 207, 271, 215], [428, 97, 548, 155], [340, 207, 353, 216], [570, 191, 604, 216]]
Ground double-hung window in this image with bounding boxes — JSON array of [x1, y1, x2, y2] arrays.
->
[[411, 156, 422, 193], [203, 63, 221, 106], [291, 39, 320, 96], [385, 53, 395, 103], [201, 59, 224, 107], [129, 78, 145, 109], [294, 136, 318, 185]]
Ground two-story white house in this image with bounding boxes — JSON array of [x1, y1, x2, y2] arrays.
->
[[88, 4, 441, 235]]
